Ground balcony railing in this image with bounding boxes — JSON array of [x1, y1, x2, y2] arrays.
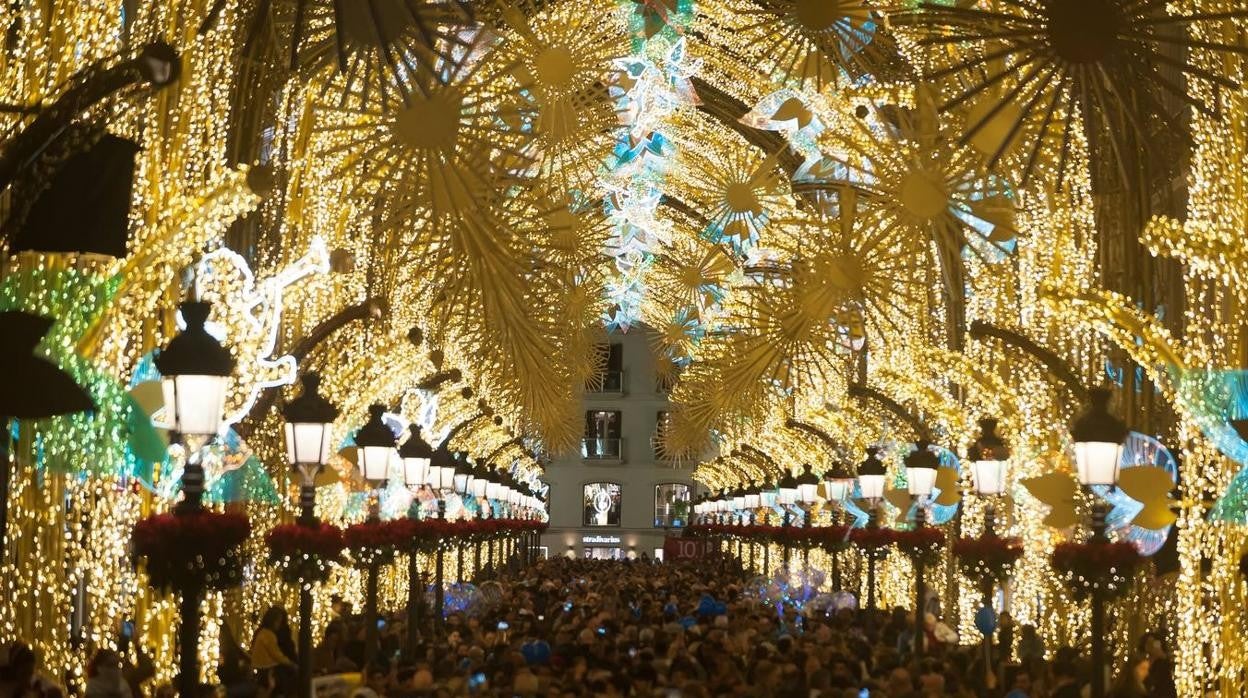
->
[[581, 437, 623, 462], [653, 512, 687, 528], [586, 370, 625, 395]]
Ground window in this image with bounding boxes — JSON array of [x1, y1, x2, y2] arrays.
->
[[583, 482, 622, 526], [654, 483, 690, 528], [587, 343, 624, 393], [583, 410, 622, 459]]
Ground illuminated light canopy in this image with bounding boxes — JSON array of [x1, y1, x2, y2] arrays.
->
[[155, 300, 235, 438], [1072, 388, 1128, 487]]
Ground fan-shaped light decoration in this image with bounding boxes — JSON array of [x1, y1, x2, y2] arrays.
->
[[677, 148, 788, 254], [1094, 432, 1177, 556], [0, 311, 95, 418], [317, 31, 535, 226], [492, 0, 629, 196], [248, 0, 477, 108], [816, 97, 1019, 264], [771, 186, 928, 344], [1021, 471, 1079, 529], [883, 485, 912, 524], [711, 0, 894, 89], [903, 0, 1248, 184]]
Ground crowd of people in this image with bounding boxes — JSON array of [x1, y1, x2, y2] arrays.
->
[[0, 554, 1179, 697]]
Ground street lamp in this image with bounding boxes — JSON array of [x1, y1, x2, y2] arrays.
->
[[797, 464, 821, 506], [778, 470, 799, 508], [856, 447, 887, 503], [743, 481, 761, 512], [856, 446, 887, 611], [398, 423, 434, 657], [903, 440, 940, 658], [1071, 388, 1127, 698], [452, 452, 475, 496], [399, 424, 434, 493], [904, 441, 940, 500], [354, 404, 397, 487], [967, 417, 1010, 689], [351, 404, 396, 662], [280, 372, 338, 698], [968, 419, 1009, 533], [157, 300, 234, 444], [823, 458, 855, 503], [154, 300, 235, 698], [1073, 388, 1126, 489]]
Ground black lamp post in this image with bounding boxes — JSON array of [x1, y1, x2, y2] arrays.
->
[[429, 443, 457, 628], [856, 447, 887, 611], [281, 373, 338, 698], [904, 440, 939, 659], [1071, 388, 1127, 698], [154, 300, 235, 698], [777, 471, 798, 569], [398, 424, 433, 659], [796, 464, 820, 571], [968, 417, 1009, 690], [823, 459, 854, 591], [353, 404, 398, 665]]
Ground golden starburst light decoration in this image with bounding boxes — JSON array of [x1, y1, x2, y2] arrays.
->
[[245, 0, 478, 107], [902, 0, 1248, 184], [492, 0, 629, 196], [705, 0, 901, 89]]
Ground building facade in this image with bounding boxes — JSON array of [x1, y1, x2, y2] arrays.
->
[[539, 327, 700, 560]]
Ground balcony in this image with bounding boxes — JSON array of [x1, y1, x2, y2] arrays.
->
[[653, 512, 687, 528], [581, 437, 624, 463], [586, 370, 626, 396]]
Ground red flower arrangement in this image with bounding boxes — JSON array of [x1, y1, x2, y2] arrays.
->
[[265, 522, 345, 585], [849, 527, 896, 560], [818, 525, 853, 552], [953, 534, 1024, 584], [343, 519, 408, 567], [1050, 540, 1142, 600], [893, 527, 947, 568], [132, 510, 251, 593]]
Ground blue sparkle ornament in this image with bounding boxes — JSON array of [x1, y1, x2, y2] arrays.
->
[[974, 606, 997, 636]]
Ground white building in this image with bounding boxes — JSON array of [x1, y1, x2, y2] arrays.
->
[[539, 327, 702, 560]]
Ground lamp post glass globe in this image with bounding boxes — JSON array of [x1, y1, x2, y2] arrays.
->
[[1072, 388, 1128, 487], [156, 301, 236, 439], [904, 441, 940, 497], [797, 464, 821, 504], [354, 404, 398, 486], [856, 447, 888, 502]]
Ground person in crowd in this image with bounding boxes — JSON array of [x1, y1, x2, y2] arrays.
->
[[250, 606, 297, 696], [84, 650, 131, 698]]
